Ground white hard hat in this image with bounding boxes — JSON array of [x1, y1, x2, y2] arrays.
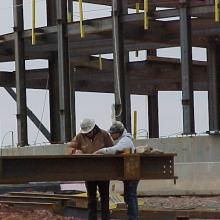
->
[[109, 121, 124, 134], [80, 118, 95, 134]]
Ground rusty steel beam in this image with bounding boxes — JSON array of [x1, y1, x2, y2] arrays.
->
[[0, 154, 176, 184]]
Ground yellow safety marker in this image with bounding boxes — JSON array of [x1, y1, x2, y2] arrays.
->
[[79, 0, 85, 38], [32, 0, 36, 45], [215, 0, 219, 22], [133, 110, 137, 140], [144, 0, 148, 30], [99, 54, 103, 70]]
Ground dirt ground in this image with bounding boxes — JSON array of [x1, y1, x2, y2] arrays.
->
[[0, 204, 81, 220], [1, 196, 220, 219]]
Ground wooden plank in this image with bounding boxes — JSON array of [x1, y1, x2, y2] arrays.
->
[[0, 195, 69, 206]]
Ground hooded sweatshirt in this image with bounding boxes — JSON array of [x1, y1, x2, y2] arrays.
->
[[101, 129, 135, 154]]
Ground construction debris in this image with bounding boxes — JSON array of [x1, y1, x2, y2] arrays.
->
[[136, 145, 163, 154]]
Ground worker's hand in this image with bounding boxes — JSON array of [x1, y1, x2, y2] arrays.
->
[[93, 148, 106, 154], [67, 141, 77, 155], [75, 150, 83, 154], [68, 147, 76, 155], [66, 146, 76, 155]]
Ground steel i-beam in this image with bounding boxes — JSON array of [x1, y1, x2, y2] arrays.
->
[[207, 41, 220, 132], [0, 154, 176, 184], [180, 0, 195, 134], [13, 0, 28, 146], [112, 0, 131, 131]]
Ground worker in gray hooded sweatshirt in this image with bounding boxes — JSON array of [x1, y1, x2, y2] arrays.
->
[[95, 121, 139, 220]]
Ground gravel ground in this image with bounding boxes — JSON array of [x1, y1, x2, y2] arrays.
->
[[143, 196, 220, 210]]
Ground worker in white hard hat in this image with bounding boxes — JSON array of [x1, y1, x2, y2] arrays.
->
[[94, 121, 139, 220], [68, 118, 113, 220]]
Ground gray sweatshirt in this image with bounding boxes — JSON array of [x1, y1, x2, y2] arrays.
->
[[101, 129, 135, 154]]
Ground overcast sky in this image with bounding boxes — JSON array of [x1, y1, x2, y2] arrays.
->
[[0, 0, 209, 146]]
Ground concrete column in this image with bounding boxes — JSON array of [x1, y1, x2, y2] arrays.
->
[[179, 0, 195, 134], [207, 41, 220, 132], [13, 0, 28, 146], [112, 0, 131, 132]]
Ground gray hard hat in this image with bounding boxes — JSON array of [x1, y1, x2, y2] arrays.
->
[[80, 118, 95, 134], [109, 121, 124, 134]]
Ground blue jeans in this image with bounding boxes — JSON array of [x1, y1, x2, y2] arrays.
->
[[124, 180, 139, 220]]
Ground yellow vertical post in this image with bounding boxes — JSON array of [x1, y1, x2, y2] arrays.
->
[[32, 0, 36, 45], [79, 0, 85, 38], [215, 0, 219, 22], [133, 111, 137, 140], [144, 0, 148, 30], [135, 3, 140, 57], [99, 54, 103, 70]]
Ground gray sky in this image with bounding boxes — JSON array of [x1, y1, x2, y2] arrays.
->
[[0, 0, 209, 146]]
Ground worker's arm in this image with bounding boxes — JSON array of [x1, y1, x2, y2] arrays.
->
[[94, 136, 133, 155], [67, 136, 81, 155], [104, 131, 114, 147], [67, 141, 77, 154]]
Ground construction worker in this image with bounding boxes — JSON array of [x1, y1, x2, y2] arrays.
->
[[68, 118, 114, 220], [94, 121, 139, 220]]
